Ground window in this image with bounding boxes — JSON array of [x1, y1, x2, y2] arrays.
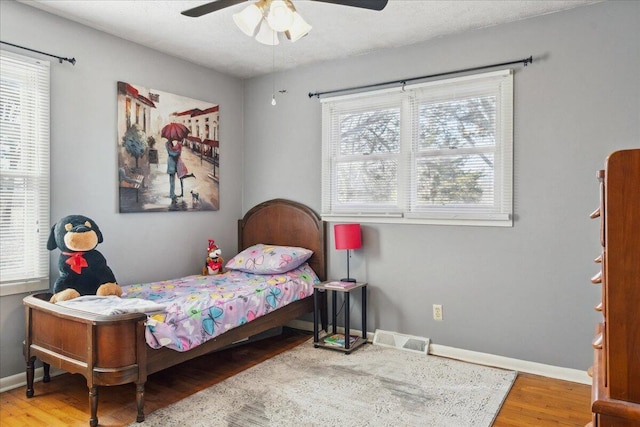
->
[[321, 70, 513, 226], [0, 50, 50, 296]]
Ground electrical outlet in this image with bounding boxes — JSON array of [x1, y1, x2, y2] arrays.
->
[[433, 304, 443, 321]]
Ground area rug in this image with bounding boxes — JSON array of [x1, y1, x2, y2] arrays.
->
[[136, 340, 516, 427]]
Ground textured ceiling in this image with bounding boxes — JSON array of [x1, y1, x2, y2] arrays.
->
[[17, 0, 598, 79]]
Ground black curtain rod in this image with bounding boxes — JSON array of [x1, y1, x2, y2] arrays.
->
[[308, 55, 532, 99], [1, 41, 76, 65]]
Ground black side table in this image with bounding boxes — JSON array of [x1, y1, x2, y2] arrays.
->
[[313, 281, 367, 354]]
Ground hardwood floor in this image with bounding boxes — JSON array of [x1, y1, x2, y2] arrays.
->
[[1, 328, 592, 426], [493, 373, 591, 426]]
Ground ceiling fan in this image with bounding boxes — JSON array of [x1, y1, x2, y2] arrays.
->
[[182, 1, 389, 18], [182, 0, 389, 45]]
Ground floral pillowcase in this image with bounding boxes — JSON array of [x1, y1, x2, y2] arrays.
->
[[225, 243, 313, 274]]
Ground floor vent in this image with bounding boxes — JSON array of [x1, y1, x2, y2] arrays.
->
[[373, 329, 430, 355]]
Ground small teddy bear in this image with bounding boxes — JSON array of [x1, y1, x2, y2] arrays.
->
[[202, 239, 224, 276], [48, 215, 122, 303]]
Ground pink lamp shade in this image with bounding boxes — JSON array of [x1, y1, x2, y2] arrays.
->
[[334, 224, 362, 250]]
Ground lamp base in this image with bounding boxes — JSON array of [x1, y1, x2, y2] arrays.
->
[[340, 278, 356, 283]]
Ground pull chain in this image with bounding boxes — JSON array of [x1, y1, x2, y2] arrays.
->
[[271, 33, 277, 106]]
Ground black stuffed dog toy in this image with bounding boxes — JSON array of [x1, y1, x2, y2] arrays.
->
[[48, 215, 122, 303]]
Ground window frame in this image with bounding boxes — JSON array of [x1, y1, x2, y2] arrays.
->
[[321, 69, 513, 227], [0, 50, 51, 296]]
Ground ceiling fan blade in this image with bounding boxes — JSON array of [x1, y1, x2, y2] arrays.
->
[[182, 0, 388, 18], [311, 0, 388, 11], [181, 0, 246, 17]]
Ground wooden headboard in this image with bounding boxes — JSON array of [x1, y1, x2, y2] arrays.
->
[[238, 199, 326, 281]]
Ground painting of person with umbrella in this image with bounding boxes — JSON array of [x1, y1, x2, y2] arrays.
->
[[117, 81, 220, 213], [162, 123, 195, 202]]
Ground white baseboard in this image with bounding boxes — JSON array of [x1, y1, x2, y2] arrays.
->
[[288, 320, 591, 385], [1, 366, 64, 393], [428, 343, 591, 384]]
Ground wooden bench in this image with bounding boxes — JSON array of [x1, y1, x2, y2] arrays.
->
[[119, 174, 144, 202]]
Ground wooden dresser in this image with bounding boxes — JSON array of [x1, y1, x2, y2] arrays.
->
[[588, 149, 640, 427]]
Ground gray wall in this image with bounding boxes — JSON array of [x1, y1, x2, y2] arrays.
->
[[242, 0, 639, 371], [0, 1, 245, 377], [1, 0, 638, 379]]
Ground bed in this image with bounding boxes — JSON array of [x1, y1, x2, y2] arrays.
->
[[23, 198, 327, 426]]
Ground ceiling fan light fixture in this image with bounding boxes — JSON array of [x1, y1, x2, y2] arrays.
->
[[181, 0, 389, 50], [233, 4, 263, 37], [255, 20, 280, 45], [266, 0, 294, 32], [229, 0, 312, 45], [285, 11, 312, 42]]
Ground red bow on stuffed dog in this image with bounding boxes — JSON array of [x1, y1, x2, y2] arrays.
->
[[62, 251, 88, 274]]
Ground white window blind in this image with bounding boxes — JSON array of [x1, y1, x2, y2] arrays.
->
[[0, 50, 50, 295], [321, 70, 513, 226]]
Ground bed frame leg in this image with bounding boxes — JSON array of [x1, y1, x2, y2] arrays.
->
[[26, 356, 35, 398], [89, 385, 98, 427], [135, 382, 145, 422], [43, 362, 50, 382]]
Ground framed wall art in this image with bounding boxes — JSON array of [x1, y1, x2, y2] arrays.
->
[[117, 81, 219, 213]]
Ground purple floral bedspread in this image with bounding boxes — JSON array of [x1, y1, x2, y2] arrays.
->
[[120, 263, 319, 352]]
